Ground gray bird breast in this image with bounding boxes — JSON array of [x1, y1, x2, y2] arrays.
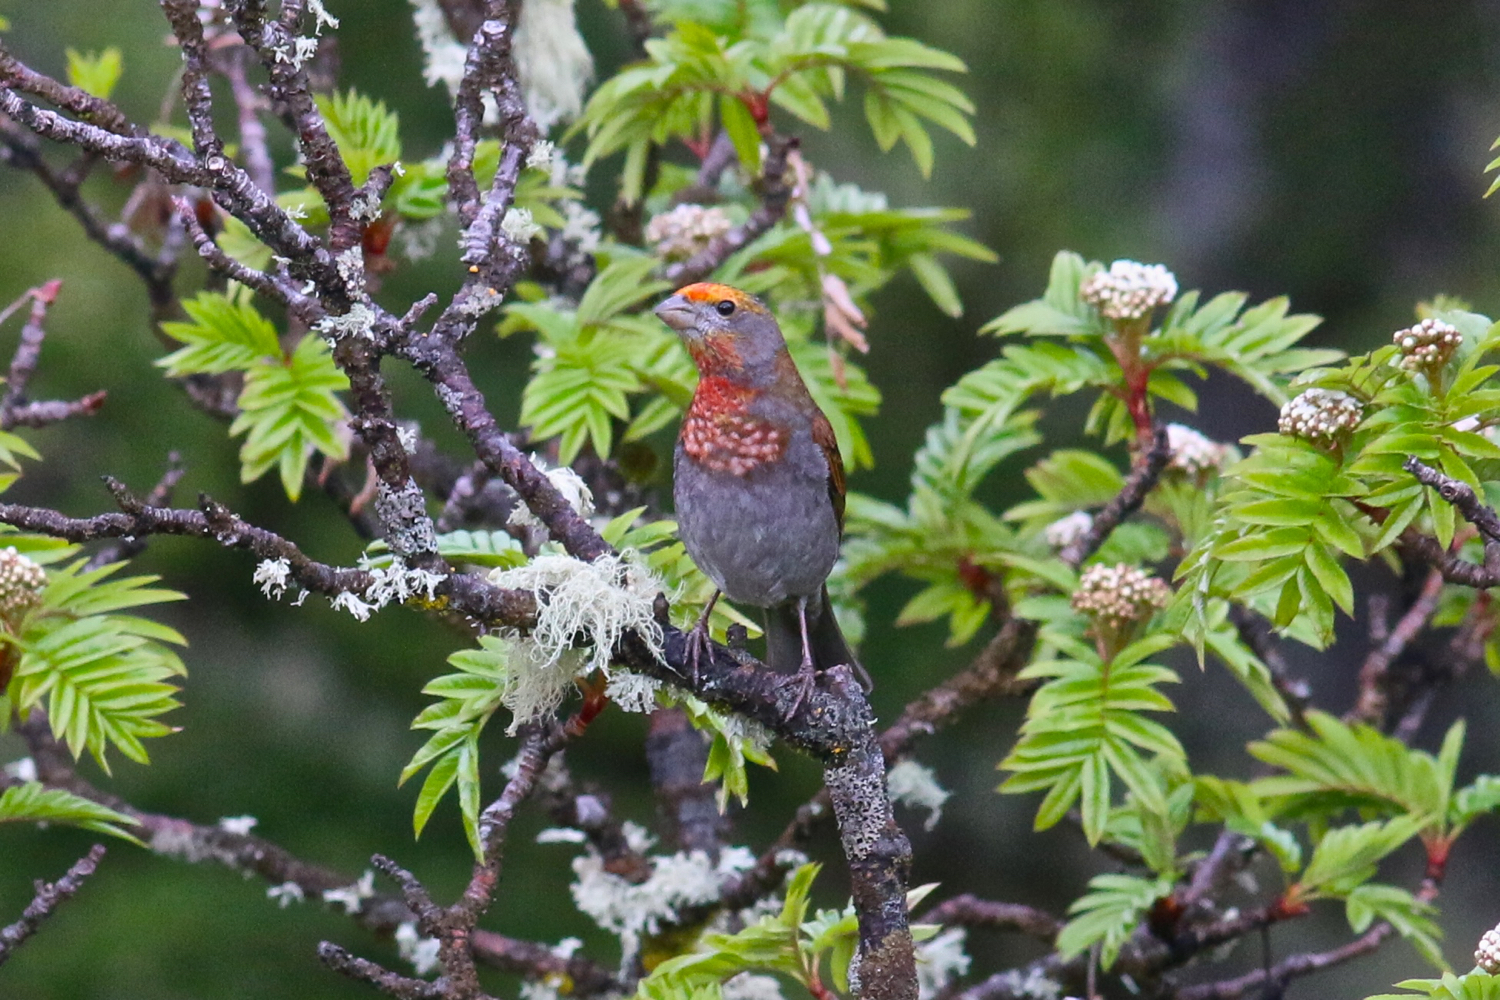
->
[[673, 435, 840, 609]]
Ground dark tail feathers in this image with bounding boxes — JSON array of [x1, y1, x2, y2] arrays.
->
[[763, 585, 871, 690]]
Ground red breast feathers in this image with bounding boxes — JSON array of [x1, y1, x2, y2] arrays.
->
[[680, 377, 787, 475]]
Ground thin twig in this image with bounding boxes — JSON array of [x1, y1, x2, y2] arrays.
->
[[1171, 921, 1392, 1000], [1058, 425, 1172, 569], [0, 845, 107, 968], [317, 942, 445, 999], [1401, 457, 1500, 586], [1227, 605, 1311, 730], [1346, 567, 1445, 727], [664, 133, 796, 287], [925, 895, 1061, 941]]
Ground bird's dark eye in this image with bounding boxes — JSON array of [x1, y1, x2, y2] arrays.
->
[[715, 299, 736, 317]]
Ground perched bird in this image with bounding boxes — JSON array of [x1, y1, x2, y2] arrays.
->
[[654, 282, 866, 712]]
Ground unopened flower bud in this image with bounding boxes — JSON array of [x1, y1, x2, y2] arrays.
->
[[1393, 318, 1462, 372], [1278, 389, 1362, 444], [1166, 423, 1228, 476], [645, 204, 733, 261], [1072, 563, 1171, 629], [0, 547, 46, 619], [1080, 260, 1178, 322], [1476, 923, 1500, 974]]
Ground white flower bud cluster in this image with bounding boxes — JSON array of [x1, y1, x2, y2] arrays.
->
[[1044, 511, 1094, 549], [645, 204, 733, 260], [1080, 260, 1178, 321], [1393, 318, 1462, 371], [1166, 423, 1229, 476], [1478, 923, 1500, 974], [1071, 563, 1171, 628], [0, 547, 46, 618], [1277, 388, 1363, 443]]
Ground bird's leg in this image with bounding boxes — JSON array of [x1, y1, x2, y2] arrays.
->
[[683, 590, 719, 685], [784, 595, 819, 719]]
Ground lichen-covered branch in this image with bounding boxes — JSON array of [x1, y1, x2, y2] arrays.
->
[[0, 845, 107, 968], [15, 712, 616, 991], [0, 486, 538, 627], [1403, 456, 1500, 586]]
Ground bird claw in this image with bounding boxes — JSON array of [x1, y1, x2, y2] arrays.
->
[[683, 620, 713, 686], [783, 661, 819, 721]]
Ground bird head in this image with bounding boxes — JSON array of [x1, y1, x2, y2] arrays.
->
[[654, 283, 789, 381]]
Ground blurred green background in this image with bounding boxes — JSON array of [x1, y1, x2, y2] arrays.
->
[[4, 1, 1500, 997]]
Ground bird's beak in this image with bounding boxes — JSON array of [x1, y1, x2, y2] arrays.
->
[[654, 293, 697, 333]]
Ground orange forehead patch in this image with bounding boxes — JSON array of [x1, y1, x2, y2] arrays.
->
[[675, 282, 768, 314]]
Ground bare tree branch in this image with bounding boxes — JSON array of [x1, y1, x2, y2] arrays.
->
[[0, 845, 107, 968], [1058, 424, 1172, 569], [1346, 567, 1445, 727], [926, 895, 1062, 941]]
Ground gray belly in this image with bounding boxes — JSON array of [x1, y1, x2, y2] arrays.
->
[[673, 445, 840, 608]]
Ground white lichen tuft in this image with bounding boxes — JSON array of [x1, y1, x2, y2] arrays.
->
[[1278, 388, 1363, 443], [396, 920, 443, 977], [645, 204, 733, 260], [604, 669, 664, 715], [985, 966, 1061, 1000], [487, 553, 665, 732], [501, 206, 544, 245], [267, 881, 306, 908], [217, 815, 259, 836], [363, 560, 445, 608], [513, 0, 594, 131], [351, 186, 384, 223], [315, 301, 378, 344], [334, 246, 367, 297], [569, 843, 754, 963], [528, 140, 556, 171], [508, 454, 595, 530], [1165, 423, 1228, 476], [886, 759, 951, 832], [253, 557, 292, 600], [916, 927, 971, 1000], [1081, 260, 1178, 322], [517, 938, 584, 1000], [331, 590, 377, 622], [307, 0, 339, 33], [407, 0, 467, 96], [290, 36, 320, 68], [1043, 511, 1093, 550], [722, 974, 787, 1000], [323, 870, 376, 915]]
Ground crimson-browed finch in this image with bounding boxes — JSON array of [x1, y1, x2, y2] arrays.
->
[[654, 282, 867, 713]]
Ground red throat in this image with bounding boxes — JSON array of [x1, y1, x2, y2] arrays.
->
[[681, 376, 787, 475]]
